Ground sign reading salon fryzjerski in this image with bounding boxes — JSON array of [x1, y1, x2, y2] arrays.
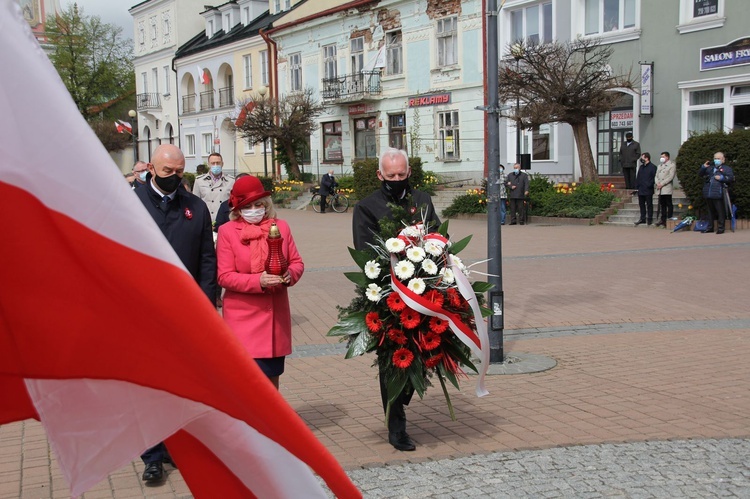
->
[[700, 37, 750, 71]]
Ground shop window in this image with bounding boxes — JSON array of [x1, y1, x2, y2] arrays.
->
[[522, 124, 555, 161], [354, 117, 377, 159], [389, 114, 407, 152], [438, 110, 460, 160], [323, 121, 343, 162]]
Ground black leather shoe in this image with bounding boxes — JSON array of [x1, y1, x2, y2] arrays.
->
[[702, 229, 714, 233], [389, 432, 416, 451], [142, 462, 164, 482], [634, 220, 645, 226], [717, 229, 725, 234], [655, 222, 665, 227]]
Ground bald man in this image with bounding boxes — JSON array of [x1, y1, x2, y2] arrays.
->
[[133, 144, 217, 483]]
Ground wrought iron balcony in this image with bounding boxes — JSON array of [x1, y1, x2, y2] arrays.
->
[[321, 70, 382, 102], [136, 92, 161, 110], [182, 93, 196, 114], [218, 86, 234, 108], [200, 90, 215, 110]]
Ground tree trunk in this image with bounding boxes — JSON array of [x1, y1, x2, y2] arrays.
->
[[284, 142, 301, 180], [571, 121, 599, 183]]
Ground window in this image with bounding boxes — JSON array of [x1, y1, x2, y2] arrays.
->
[[260, 50, 269, 86], [510, 2, 552, 44], [322, 121, 343, 162], [152, 68, 159, 94], [354, 118, 377, 159], [437, 17, 458, 67], [185, 134, 196, 156], [202, 133, 214, 156], [323, 44, 337, 80], [438, 110, 460, 160], [522, 124, 555, 160], [687, 89, 724, 135], [677, 0, 724, 33], [351, 37, 364, 73], [244, 138, 254, 154], [584, 0, 636, 35], [163, 65, 170, 95], [274, 0, 280, 13], [289, 52, 302, 91], [141, 72, 148, 93], [386, 31, 403, 75], [243, 55, 252, 89], [389, 114, 407, 152], [207, 20, 214, 38], [242, 7, 249, 25], [223, 13, 230, 32]]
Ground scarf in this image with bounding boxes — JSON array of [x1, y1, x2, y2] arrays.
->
[[239, 217, 274, 274]]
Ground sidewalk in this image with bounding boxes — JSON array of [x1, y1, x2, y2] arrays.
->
[[2, 211, 749, 498]]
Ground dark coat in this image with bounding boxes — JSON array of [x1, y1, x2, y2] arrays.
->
[[699, 163, 735, 200], [319, 173, 337, 196], [214, 199, 230, 233], [135, 179, 217, 302], [620, 139, 641, 169], [635, 161, 657, 196], [352, 185, 440, 251], [506, 170, 529, 199]]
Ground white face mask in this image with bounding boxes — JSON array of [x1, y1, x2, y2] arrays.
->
[[660, 157, 666, 164], [240, 206, 266, 224]]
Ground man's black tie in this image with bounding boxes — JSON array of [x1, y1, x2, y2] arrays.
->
[[160, 195, 170, 212]]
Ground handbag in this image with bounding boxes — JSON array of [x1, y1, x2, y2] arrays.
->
[[693, 220, 710, 232]]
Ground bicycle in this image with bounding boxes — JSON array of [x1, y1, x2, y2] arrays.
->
[[311, 188, 349, 213]]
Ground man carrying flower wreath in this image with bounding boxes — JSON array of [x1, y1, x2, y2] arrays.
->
[[352, 148, 441, 452]]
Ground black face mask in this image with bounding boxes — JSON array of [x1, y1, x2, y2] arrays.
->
[[383, 178, 410, 199], [154, 173, 182, 193]]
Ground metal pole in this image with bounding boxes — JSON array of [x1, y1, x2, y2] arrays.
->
[[485, 0, 504, 362], [515, 58, 521, 165], [263, 139, 268, 177]]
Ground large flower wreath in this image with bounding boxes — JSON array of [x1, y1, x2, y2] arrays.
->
[[328, 206, 491, 421]]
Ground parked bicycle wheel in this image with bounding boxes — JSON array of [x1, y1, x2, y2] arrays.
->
[[311, 193, 323, 213], [331, 194, 349, 213]]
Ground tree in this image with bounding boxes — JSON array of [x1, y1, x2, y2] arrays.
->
[[46, 3, 134, 121], [234, 88, 325, 179], [497, 38, 634, 182], [88, 118, 131, 152]]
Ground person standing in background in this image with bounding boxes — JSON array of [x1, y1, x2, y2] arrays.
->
[[654, 152, 676, 227], [620, 132, 641, 190]]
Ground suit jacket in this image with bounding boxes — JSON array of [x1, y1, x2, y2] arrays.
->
[[635, 161, 657, 196], [319, 174, 336, 196], [620, 140, 641, 169], [192, 173, 235, 222], [216, 219, 304, 358], [506, 170, 529, 199], [135, 180, 217, 302]]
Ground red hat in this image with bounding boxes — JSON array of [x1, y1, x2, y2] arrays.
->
[[229, 176, 271, 210]]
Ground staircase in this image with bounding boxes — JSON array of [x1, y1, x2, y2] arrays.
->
[[432, 187, 471, 216], [604, 189, 690, 226]]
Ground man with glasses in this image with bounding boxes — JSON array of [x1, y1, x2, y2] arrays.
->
[[131, 161, 149, 189]]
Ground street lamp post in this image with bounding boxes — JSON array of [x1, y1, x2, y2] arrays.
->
[[128, 109, 138, 162], [257, 86, 269, 177], [511, 45, 523, 165]]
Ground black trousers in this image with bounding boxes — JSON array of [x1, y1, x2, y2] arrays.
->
[[320, 194, 328, 212], [141, 442, 168, 465], [638, 194, 653, 223], [509, 198, 526, 224], [623, 168, 636, 189], [379, 372, 413, 435], [706, 197, 727, 231], [658, 194, 673, 223]]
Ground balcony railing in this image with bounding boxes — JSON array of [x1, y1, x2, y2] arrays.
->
[[200, 90, 215, 110], [321, 70, 382, 102], [218, 86, 234, 108], [136, 92, 161, 110], [182, 93, 196, 114]]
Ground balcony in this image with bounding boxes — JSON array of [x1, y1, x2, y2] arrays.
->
[[182, 93, 196, 114], [321, 70, 382, 103], [136, 92, 161, 110], [218, 86, 234, 108], [200, 90, 215, 110]]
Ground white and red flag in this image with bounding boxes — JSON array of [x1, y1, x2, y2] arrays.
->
[[0, 2, 359, 498], [115, 120, 132, 134], [196, 65, 210, 85]]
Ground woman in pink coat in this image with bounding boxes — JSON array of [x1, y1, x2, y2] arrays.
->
[[216, 176, 304, 389]]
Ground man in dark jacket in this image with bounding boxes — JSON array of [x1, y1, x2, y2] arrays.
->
[[634, 152, 657, 226], [699, 151, 735, 234], [319, 169, 337, 213], [619, 131, 641, 189], [134, 144, 217, 483], [506, 162, 530, 225], [352, 148, 440, 452]]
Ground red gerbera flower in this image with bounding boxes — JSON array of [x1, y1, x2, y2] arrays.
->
[[423, 289, 445, 308], [400, 307, 421, 329], [392, 348, 414, 369], [429, 316, 449, 334], [446, 288, 463, 308], [387, 328, 407, 345], [420, 331, 441, 350], [425, 353, 444, 369], [386, 292, 406, 312], [365, 311, 383, 333]]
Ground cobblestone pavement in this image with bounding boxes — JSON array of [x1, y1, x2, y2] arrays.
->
[[2, 210, 749, 498]]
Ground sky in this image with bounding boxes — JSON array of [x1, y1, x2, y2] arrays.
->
[[63, 0, 134, 40]]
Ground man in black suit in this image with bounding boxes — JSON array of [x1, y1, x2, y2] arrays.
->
[[134, 144, 217, 483], [619, 132, 641, 190], [634, 152, 657, 226]]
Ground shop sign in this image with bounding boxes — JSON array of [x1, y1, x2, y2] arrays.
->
[[640, 63, 653, 116], [700, 37, 750, 71], [611, 111, 633, 129], [348, 103, 374, 115], [408, 93, 451, 107]]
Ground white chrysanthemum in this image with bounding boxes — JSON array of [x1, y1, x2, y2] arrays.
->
[[365, 283, 382, 302], [424, 241, 443, 257], [405, 246, 426, 263], [421, 258, 438, 275], [364, 260, 381, 279], [439, 267, 455, 284], [407, 278, 426, 295], [400, 224, 424, 239], [394, 260, 415, 280], [385, 238, 406, 253], [450, 255, 470, 276]]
